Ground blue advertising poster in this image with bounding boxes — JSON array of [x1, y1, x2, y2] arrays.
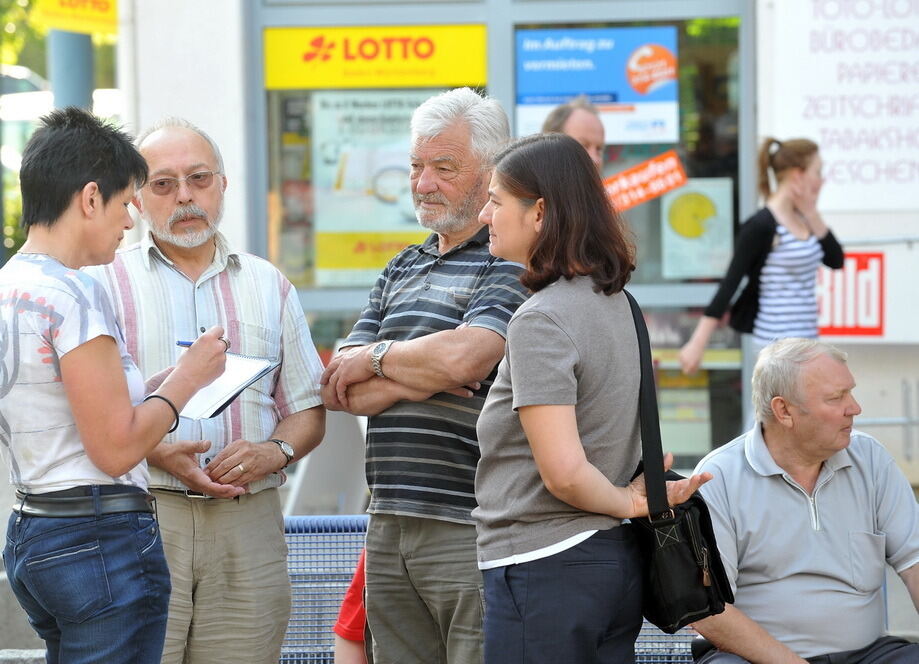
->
[[516, 26, 679, 144]]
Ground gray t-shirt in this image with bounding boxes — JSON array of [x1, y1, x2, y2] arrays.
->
[[473, 276, 641, 564]]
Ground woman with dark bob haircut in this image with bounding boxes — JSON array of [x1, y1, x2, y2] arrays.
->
[[472, 133, 710, 664], [0, 108, 227, 662]]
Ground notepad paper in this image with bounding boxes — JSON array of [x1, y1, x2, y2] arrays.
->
[[180, 352, 278, 420]]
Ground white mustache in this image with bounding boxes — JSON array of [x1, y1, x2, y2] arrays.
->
[[168, 204, 209, 227], [414, 193, 448, 205]]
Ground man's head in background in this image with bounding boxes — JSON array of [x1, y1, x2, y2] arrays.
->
[[541, 96, 605, 171]]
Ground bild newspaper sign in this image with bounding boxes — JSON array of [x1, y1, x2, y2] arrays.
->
[[817, 252, 884, 338]]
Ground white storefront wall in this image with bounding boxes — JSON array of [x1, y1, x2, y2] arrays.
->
[[117, 0, 251, 252], [758, 0, 919, 481]]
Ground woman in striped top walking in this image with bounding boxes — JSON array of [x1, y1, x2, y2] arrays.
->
[[679, 137, 844, 376]]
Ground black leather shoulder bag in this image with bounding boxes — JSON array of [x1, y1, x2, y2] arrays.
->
[[624, 290, 734, 634]]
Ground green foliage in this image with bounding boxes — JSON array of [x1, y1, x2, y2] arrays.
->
[[0, 0, 117, 264], [1, 0, 114, 86], [1, 0, 46, 71], [93, 38, 114, 88], [2, 168, 25, 264]]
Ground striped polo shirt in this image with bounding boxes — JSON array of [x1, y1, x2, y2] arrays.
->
[[84, 231, 325, 494], [753, 225, 825, 344], [345, 226, 528, 524]]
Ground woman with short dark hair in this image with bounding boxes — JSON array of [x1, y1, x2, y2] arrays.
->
[[472, 133, 710, 664], [0, 107, 227, 663]]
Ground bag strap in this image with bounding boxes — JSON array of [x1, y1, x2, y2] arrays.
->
[[623, 290, 670, 520]]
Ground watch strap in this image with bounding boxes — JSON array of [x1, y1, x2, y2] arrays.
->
[[370, 340, 393, 378], [269, 438, 293, 468]]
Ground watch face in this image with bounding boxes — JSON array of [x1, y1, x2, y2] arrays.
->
[[372, 341, 388, 356], [273, 439, 294, 460]]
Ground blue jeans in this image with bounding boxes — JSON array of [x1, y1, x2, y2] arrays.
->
[[482, 527, 643, 664], [3, 509, 171, 664]]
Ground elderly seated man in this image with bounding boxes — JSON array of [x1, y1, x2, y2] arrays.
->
[[692, 338, 919, 664]]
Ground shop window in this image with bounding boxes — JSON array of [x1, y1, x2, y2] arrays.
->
[[514, 18, 743, 461], [264, 24, 486, 356]]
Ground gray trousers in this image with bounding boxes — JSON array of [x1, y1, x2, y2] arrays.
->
[[696, 635, 919, 664]]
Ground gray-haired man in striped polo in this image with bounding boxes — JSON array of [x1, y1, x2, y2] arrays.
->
[[321, 87, 528, 664]]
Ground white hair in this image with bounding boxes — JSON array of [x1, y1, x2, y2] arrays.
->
[[135, 116, 225, 174], [751, 338, 848, 422], [410, 87, 509, 165]]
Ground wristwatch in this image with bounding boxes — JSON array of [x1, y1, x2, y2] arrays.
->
[[370, 340, 394, 378], [269, 438, 294, 468]]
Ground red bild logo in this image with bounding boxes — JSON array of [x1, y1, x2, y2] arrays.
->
[[817, 252, 884, 337], [302, 34, 436, 62]]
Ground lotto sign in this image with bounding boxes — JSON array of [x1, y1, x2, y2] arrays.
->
[[603, 150, 687, 212], [265, 25, 486, 89], [31, 0, 116, 35], [817, 253, 884, 337]]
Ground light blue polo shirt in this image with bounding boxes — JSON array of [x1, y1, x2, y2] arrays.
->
[[695, 426, 919, 658]]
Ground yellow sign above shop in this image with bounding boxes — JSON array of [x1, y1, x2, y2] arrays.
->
[[265, 24, 487, 89], [316, 231, 429, 272], [31, 0, 117, 36]]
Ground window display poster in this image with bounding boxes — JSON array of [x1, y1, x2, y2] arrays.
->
[[312, 90, 438, 287], [658, 369, 712, 456], [661, 177, 733, 280], [515, 26, 679, 144]]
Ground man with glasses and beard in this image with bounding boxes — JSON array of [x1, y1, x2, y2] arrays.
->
[[321, 88, 528, 664], [85, 118, 326, 664]]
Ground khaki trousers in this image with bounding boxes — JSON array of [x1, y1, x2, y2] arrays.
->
[[365, 514, 484, 664], [153, 488, 291, 664]]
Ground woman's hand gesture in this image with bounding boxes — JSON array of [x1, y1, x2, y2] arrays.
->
[[626, 452, 713, 519]]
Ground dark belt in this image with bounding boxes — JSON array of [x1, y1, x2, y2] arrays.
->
[[14, 485, 155, 518]]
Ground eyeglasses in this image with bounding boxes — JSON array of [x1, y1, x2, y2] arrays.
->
[[144, 170, 221, 196]]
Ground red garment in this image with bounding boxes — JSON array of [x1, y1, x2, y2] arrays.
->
[[333, 549, 367, 641]]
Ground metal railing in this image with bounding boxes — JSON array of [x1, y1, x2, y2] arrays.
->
[[841, 235, 919, 248], [854, 379, 919, 463]]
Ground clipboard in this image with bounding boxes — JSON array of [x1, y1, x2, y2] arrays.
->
[[179, 352, 279, 420]]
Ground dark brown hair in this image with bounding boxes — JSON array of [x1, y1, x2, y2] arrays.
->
[[493, 133, 635, 295], [757, 137, 818, 199]]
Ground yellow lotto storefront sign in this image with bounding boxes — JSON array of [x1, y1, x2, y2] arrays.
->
[[31, 0, 117, 35], [264, 24, 487, 89]]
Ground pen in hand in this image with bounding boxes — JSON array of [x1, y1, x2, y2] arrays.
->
[[178, 338, 233, 353]]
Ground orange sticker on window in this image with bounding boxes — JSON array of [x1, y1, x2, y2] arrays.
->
[[603, 150, 687, 212], [626, 44, 678, 95]]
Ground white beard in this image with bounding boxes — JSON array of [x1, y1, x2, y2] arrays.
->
[[145, 200, 223, 248]]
